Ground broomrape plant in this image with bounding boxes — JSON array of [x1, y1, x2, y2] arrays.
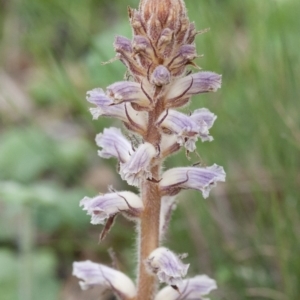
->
[[73, 0, 225, 299]]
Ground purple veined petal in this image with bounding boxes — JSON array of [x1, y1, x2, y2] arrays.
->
[[80, 191, 143, 225], [86, 88, 112, 106], [157, 110, 201, 152], [190, 108, 217, 129], [95, 127, 132, 163], [73, 260, 136, 298], [160, 164, 226, 198], [165, 71, 222, 105], [146, 247, 189, 286], [87, 88, 127, 121], [120, 142, 157, 187], [190, 108, 217, 142], [160, 196, 177, 241], [107, 81, 151, 108], [87, 88, 148, 132], [154, 275, 217, 300]]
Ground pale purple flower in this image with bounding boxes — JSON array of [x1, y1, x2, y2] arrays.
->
[[165, 72, 222, 108], [87, 88, 148, 133], [96, 127, 132, 163], [120, 142, 157, 186], [157, 110, 200, 152], [80, 191, 143, 224], [160, 164, 226, 198], [154, 275, 217, 300], [114, 36, 132, 54], [107, 81, 151, 108], [73, 260, 136, 298], [146, 247, 189, 286]]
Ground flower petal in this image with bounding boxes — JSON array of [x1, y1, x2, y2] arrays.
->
[[120, 142, 157, 187], [165, 72, 222, 107], [154, 275, 217, 300], [107, 81, 151, 108], [160, 164, 226, 198], [190, 108, 217, 142], [157, 110, 200, 152], [146, 247, 189, 286], [80, 191, 143, 224], [95, 127, 132, 163], [87, 89, 148, 133], [73, 260, 136, 298]]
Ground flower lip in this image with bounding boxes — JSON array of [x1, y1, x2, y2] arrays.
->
[[96, 127, 132, 163], [73, 260, 136, 298], [164, 71, 222, 108], [107, 81, 151, 108], [154, 275, 217, 300], [120, 142, 157, 187], [157, 109, 209, 152], [146, 247, 189, 286], [160, 164, 226, 198], [80, 191, 144, 225]]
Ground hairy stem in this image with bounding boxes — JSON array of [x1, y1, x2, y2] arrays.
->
[[137, 164, 161, 300], [137, 94, 164, 300]]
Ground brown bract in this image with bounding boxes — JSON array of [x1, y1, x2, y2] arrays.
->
[[124, 0, 197, 82]]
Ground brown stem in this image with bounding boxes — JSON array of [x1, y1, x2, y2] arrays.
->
[[136, 89, 164, 300], [137, 165, 161, 300]]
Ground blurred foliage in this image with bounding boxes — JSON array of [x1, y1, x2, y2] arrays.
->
[[0, 0, 299, 299]]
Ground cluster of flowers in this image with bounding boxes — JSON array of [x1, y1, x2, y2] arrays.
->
[[73, 0, 225, 299]]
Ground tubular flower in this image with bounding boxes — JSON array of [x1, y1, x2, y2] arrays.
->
[[107, 81, 152, 108], [160, 164, 226, 198], [157, 109, 205, 152], [146, 247, 189, 286], [96, 127, 132, 163], [164, 72, 222, 108], [154, 275, 217, 300], [120, 142, 157, 186], [87, 88, 148, 134], [80, 191, 143, 224], [73, 260, 136, 299]]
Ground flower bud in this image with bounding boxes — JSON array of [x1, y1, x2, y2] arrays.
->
[[164, 72, 222, 108], [151, 65, 171, 86]]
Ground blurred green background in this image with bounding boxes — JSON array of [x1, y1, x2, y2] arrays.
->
[[0, 0, 299, 299]]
